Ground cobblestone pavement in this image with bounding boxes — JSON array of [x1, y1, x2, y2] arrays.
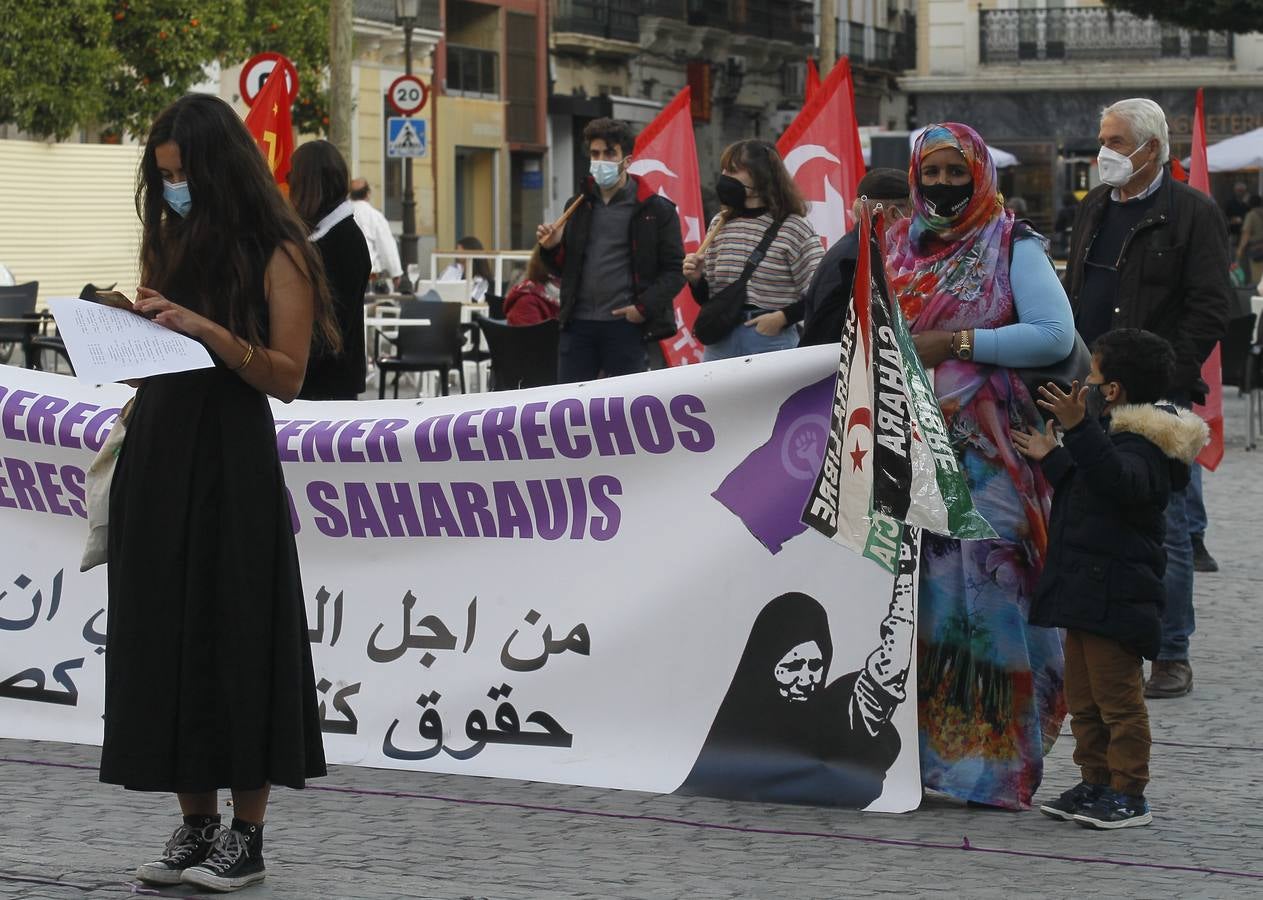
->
[[3, 405, 1262, 900]]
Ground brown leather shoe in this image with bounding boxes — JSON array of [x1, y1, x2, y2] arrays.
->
[[1145, 660, 1193, 698]]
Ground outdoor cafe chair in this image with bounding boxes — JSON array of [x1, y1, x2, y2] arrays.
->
[[474, 314, 559, 391], [376, 295, 465, 398]]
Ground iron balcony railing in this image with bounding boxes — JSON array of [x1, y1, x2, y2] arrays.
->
[[552, 0, 639, 44], [980, 8, 1231, 64]]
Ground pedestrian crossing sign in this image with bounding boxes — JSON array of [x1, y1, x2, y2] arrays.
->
[[387, 117, 427, 158]]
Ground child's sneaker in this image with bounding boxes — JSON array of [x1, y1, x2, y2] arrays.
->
[[1072, 789, 1153, 829], [135, 817, 222, 885], [1038, 781, 1104, 821], [181, 820, 266, 892]]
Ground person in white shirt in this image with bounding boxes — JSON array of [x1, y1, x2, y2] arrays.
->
[[349, 179, 403, 290], [437, 235, 491, 301]]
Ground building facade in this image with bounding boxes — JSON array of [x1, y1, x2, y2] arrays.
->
[[902, 0, 1263, 233]]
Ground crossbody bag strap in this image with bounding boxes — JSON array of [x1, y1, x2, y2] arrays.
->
[[733, 219, 785, 288]]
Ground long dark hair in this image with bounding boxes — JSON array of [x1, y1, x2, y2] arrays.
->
[[456, 235, 493, 284], [136, 94, 340, 352], [719, 139, 807, 221], [289, 140, 349, 231]]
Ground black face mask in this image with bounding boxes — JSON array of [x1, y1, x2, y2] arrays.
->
[[717, 174, 750, 208], [1084, 382, 1110, 420], [920, 181, 974, 218]]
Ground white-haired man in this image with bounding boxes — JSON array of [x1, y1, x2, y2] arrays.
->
[[1063, 98, 1231, 700]]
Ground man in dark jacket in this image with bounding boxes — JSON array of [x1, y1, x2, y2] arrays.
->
[[1015, 329, 1207, 830], [799, 168, 910, 347], [536, 118, 685, 382], [1062, 98, 1231, 700]]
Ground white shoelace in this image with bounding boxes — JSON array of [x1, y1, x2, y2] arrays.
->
[[201, 829, 248, 874], [163, 822, 221, 863]]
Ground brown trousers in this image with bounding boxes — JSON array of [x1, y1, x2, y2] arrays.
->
[[1064, 629, 1152, 796]]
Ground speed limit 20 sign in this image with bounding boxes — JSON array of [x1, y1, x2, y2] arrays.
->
[[387, 75, 429, 116]]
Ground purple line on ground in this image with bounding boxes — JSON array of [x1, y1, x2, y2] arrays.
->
[[3, 755, 1260, 882]]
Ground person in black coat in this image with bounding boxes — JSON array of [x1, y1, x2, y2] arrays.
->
[[1013, 328, 1207, 830], [799, 168, 909, 347], [289, 140, 372, 400]]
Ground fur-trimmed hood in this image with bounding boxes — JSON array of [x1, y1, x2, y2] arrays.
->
[[1108, 403, 1209, 464]]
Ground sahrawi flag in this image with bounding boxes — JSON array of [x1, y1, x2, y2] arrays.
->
[[244, 61, 296, 187], [630, 87, 705, 366], [1188, 87, 1225, 471], [803, 207, 992, 568], [776, 56, 866, 247]]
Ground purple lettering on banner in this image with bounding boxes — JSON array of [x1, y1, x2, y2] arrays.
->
[[452, 410, 486, 462], [481, 407, 522, 461], [566, 477, 588, 540], [451, 482, 495, 536], [550, 399, 591, 459], [418, 482, 461, 536], [345, 482, 388, 537], [62, 465, 86, 518], [335, 420, 370, 463], [376, 483, 424, 537], [492, 480, 534, 538], [364, 419, 408, 463], [275, 420, 310, 462], [0, 466, 14, 508], [286, 487, 301, 534], [302, 420, 344, 463], [414, 415, 454, 462], [589, 475, 622, 541], [307, 482, 349, 537], [521, 401, 554, 460], [57, 402, 97, 451], [526, 479, 569, 540], [3, 390, 36, 442], [589, 397, 634, 456], [34, 462, 70, 516], [5, 457, 44, 512], [26, 395, 69, 446], [629, 396, 673, 454], [83, 408, 120, 453], [671, 394, 716, 452]]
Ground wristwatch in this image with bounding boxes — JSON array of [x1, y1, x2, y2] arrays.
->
[[953, 330, 973, 361]]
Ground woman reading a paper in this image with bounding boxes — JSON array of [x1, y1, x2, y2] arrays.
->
[[102, 93, 338, 892], [884, 124, 1074, 810]]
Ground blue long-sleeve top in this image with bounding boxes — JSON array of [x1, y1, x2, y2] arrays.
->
[[973, 238, 1075, 366]]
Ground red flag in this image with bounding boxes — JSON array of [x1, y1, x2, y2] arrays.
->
[[244, 63, 295, 186], [805, 57, 821, 104], [1169, 157, 1188, 183], [776, 56, 866, 248], [630, 87, 706, 366], [1187, 88, 1224, 470]]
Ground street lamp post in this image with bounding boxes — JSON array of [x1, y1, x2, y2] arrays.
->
[[395, 0, 420, 276]]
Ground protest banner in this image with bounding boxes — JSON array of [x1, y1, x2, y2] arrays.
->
[[0, 347, 920, 812]]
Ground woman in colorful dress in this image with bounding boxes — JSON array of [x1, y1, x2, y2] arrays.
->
[[883, 123, 1073, 809]]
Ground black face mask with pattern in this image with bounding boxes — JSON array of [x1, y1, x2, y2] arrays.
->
[[920, 181, 974, 218]]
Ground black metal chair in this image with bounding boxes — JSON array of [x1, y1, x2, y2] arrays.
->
[[475, 315, 560, 391], [376, 296, 465, 397], [1220, 313, 1259, 450], [0, 282, 40, 367]]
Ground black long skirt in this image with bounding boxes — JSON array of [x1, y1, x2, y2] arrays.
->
[[100, 365, 326, 792]]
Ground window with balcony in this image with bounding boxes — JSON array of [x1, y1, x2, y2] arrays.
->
[[980, 8, 1231, 64], [552, 0, 639, 43]]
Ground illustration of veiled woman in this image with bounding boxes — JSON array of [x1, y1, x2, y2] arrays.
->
[[678, 591, 908, 808]]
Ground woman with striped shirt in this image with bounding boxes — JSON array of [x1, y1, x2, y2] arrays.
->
[[683, 139, 824, 361]]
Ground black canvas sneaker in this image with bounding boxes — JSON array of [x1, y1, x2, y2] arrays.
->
[[1038, 781, 1105, 821], [1072, 789, 1153, 829], [135, 818, 222, 885], [181, 822, 266, 892]]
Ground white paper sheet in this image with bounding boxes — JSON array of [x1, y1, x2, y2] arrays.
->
[[47, 296, 215, 383]]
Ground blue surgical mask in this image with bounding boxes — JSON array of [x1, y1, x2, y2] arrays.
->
[[590, 160, 622, 190], [162, 179, 192, 217]]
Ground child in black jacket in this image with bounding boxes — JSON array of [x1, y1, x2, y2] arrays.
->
[[1013, 329, 1207, 830]]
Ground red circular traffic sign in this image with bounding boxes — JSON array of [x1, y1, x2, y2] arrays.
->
[[239, 52, 300, 107], [387, 75, 429, 116]]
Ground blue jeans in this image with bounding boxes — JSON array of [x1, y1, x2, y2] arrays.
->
[[558, 319, 648, 383], [1186, 462, 1207, 540], [702, 314, 799, 362], [1160, 399, 1197, 661]]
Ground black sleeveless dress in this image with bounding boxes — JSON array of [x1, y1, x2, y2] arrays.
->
[[101, 354, 326, 792]]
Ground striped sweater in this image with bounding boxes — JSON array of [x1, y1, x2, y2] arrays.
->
[[702, 211, 824, 319]]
